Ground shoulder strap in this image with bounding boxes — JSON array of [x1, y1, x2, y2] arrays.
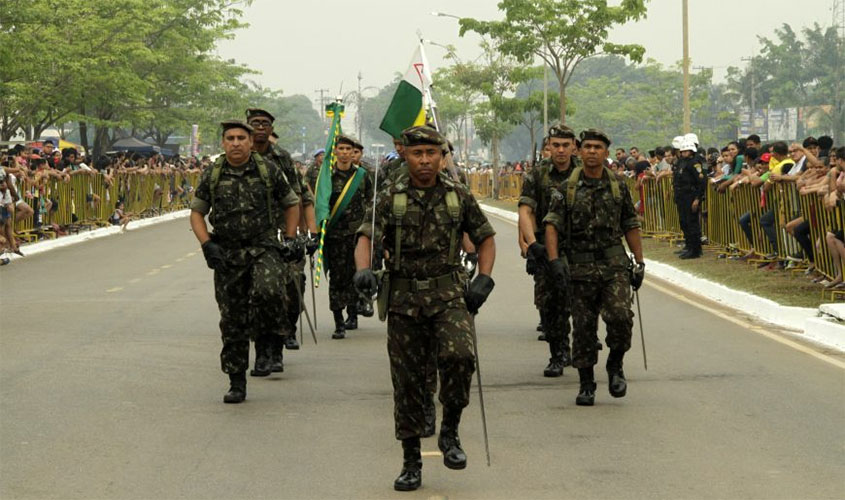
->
[[209, 156, 225, 198], [391, 191, 407, 270], [444, 189, 461, 265], [604, 166, 621, 201], [566, 166, 583, 206]]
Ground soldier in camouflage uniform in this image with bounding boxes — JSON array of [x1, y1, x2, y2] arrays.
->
[[190, 120, 302, 404], [543, 129, 645, 407], [518, 125, 580, 378], [324, 135, 374, 339], [247, 109, 319, 374], [353, 126, 496, 492], [305, 148, 325, 192]]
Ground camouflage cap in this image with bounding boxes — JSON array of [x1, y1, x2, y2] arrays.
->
[[579, 128, 611, 147], [245, 108, 275, 122], [548, 124, 576, 139], [220, 120, 254, 135], [401, 126, 446, 147]]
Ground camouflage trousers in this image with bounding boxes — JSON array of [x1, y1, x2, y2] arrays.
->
[[255, 261, 303, 357], [570, 270, 634, 369], [534, 266, 571, 359], [387, 303, 475, 440], [324, 234, 357, 311], [213, 248, 287, 374]]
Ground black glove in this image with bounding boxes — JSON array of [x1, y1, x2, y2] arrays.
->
[[527, 242, 547, 263], [305, 233, 320, 256], [525, 257, 537, 275], [548, 258, 570, 288], [353, 269, 378, 296], [279, 237, 304, 262], [465, 274, 495, 315], [201, 240, 227, 271], [630, 261, 645, 291]]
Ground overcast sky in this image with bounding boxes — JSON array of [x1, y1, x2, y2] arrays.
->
[[217, 0, 839, 108]]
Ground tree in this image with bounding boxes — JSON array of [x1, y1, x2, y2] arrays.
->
[[459, 0, 648, 125]]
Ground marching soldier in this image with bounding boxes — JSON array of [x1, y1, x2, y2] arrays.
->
[[190, 120, 302, 403], [544, 129, 644, 406], [324, 135, 374, 338], [305, 148, 325, 192], [247, 108, 318, 371], [518, 125, 579, 377], [353, 126, 496, 491]]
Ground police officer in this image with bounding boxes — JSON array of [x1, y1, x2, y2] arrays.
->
[[674, 137, 705, 259], [247, 108, 319, 370], [518, 125, 579, 377], [190, 120, 302, 403], [353, 126, 496, 492], [544, 129, 644, 406], [324, 134, 374, 338]]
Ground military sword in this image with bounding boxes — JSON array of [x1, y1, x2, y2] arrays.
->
[[293, 268, 318, 345], [469, 314, 491, 467], [635, 290, 647, 371]]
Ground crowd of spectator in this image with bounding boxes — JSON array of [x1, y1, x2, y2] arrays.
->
[[0, 138, 206, 265]]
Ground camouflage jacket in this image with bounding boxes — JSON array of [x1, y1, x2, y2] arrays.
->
[[191, 153, 299, 244], [326, 164, 374, 239], [543, 167, 639, 279], [518, 157, 579, 241], [358, 175, 495, 316]]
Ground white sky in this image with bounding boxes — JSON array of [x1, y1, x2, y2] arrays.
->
[[217, 0, 839, 108]]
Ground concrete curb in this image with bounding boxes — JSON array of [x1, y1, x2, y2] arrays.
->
[[4, 209, 191, 261], [480, 202, 845, 353]]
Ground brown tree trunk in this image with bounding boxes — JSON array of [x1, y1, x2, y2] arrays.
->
[[559, 78, 567, 125]]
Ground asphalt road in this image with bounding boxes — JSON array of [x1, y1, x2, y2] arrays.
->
[[1, 215, 843, 500]]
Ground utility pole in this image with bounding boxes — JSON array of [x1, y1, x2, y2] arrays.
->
[[314, 88, 330, 125], [357, 71, 363, 142], [682, 0, 691, 134]]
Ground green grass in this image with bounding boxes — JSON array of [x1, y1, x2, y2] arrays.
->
[[478, 197, 827, 308]]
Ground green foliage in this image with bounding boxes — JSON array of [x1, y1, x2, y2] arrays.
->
[[0, 0, 258, 157], [459, 0, 648, 124]]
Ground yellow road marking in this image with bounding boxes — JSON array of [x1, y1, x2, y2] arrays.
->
[[106, 287, 123, 293], [488, 207, 845, 370], [175, 257, 185, 263], [421, 451, 442, 457], [129, 278, 141, 284], [186, 252, 196, 257], [147, 269, 160, 276], [161, 264, 172, 269]]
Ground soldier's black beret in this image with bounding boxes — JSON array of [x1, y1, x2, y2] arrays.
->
[[220, 120, 254, 134], [335, 134, 356, 147], [579, 128, 611, 147], [548, 124, 576, 139], [401, 126, 446, 147], [246, 108, 275, 122]]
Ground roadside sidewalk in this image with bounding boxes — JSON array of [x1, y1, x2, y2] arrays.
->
[[481, 203, 845, 353]]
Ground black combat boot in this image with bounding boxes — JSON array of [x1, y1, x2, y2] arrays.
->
[[223, 372, 246, 404], [332, 310, 346, 339], [543, 356, 564, 377], [422, 393, 436, 438], [393, 437, 422, 491], [250, 342, 272, 377], [438, 407, 467, 470], [344, 305, 358, 330], [270, 336, 284, 373], [284, 332, 300, 350], [606, 350, 627, 398], [576, 367, 596, 406]]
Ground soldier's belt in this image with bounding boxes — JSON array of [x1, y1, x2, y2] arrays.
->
[[212, 229, 277, 247], [568, 245, 626, 264], [391, 272, 461, 293]]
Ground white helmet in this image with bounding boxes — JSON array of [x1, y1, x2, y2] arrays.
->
[[672, 136, 685, 150], [680, 139, 697, 153], [684, 133, 699, 146]]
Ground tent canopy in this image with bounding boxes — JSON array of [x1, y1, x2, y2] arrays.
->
[[111, 137, 161, 154]]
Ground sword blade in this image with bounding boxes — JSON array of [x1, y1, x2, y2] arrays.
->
[[469, 314, 491, 467], [635, 290, 647, 371]]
